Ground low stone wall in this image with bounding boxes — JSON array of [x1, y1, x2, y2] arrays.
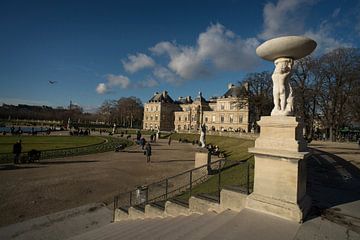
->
[[176, 130, 259, 140]]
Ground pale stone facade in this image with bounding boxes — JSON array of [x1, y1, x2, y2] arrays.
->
[[143, 91, 179, 131], [143, 84, 252, 132]]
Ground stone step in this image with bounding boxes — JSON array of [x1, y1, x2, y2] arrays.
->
[[176, 210, 238, 240], [102, 217, 176, 240], [128, 205, 146, 219], [122, 214, 201, 240], [220, 186, 248, 212], [189, 195, 223, 213], [69, 217, 168, 240], [165, 199, 191, 216], [129, 213, 206, 240], [201, 208, 300, 240], [155, 212, 219, 240], [145, 202, 167, 218]]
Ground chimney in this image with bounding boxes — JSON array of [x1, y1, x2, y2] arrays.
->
[[228, 83, 235, 89], [162, 91, 168, 98], [154, 92, 159, 96]]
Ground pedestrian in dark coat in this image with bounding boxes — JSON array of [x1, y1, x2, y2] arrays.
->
[[145, 142, 152, 163], [13, 140, 22, 164], [140, 137, 146, 150], [168, 136, 172, 146]]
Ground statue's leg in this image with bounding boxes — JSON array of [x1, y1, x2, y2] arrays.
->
[[273, 88, 280, 110], [278, 77, 286, 111]]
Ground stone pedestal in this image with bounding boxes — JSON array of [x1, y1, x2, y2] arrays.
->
[[195, 150, 210, 168], [247, 116, 311, 222]]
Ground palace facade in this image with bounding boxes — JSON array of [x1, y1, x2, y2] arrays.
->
[[143, 83, 253, 132]]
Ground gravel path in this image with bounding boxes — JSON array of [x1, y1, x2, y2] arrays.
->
[[0, 137, 197, 227]]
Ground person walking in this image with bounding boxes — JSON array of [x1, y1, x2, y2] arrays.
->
[[140, 137, 146, 150], [168, 136, 172, 146], [145, 142, 152, 163], [13, 140, 22, 164]]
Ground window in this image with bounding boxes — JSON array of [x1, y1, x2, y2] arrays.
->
[[221, 104, 224, 110], [145, 123, 147, 128], [146, 116, 148, 120], [229, 114, 233, 123], [205, 117, 208, 123], [239, 115, 243, 123], [151, 107, 153, 112], [150, 116, 153, 121], [155, 115, 158, 121], [220, 115, 224, 123], [156, 106, 158, 111], [178, 116, 181, 121], [183, 125, 187, 130], [146, 108, 148, 112], [185, 117, 188, 121], [178, 125, 181, 130], [212, 115, 216, 123]]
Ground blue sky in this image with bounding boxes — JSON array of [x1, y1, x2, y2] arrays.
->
[[0, 0, 359, 112]]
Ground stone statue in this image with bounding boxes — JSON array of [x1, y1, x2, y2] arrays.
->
[[156, 128, 160, 141], [199, 124, 206, 148], [67, 117, 71, 130], [271, 57, 294, 116], [256, 36, 317, 117], [112, 123, 116, 134]]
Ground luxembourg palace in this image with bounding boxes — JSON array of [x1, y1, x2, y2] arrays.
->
[[143, 83, 254, 132]]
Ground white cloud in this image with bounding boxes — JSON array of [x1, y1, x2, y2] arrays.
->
[[305, 22, 352, 54], [153, 66, 180, 83], [96, 74, 130, 94], [150, 42, 179, 57], [259, 0, 315, 40], [197, 24, 260, 71], [258, 0, 352, 55], [136, 79, 159, 88], [107, 74, 130, 89], [332, 8, 341, 18], [122, 53, 155, 73], [96, 83, 107, 94], [150, 23, 259, 82]]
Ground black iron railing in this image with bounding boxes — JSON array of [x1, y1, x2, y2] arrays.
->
[[0, 137, 131, 163], [113, 157, 253, 216]]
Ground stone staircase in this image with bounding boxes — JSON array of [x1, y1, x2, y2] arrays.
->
[[68, 210, 240, 240], [66, 188, 259, 240], [113, 186, 247, 222]]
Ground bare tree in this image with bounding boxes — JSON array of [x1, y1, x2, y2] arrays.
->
[[316, 48, 360, 141], [291, 56, 322, 140], [239, 71, 273, 122]]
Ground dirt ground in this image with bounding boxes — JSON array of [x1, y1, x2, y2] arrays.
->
[[0, 138, 196, 227]]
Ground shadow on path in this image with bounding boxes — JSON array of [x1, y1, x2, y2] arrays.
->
[[150, 160, 194, 163], [38, 160, 99, 165], [0, 164, 44, 171], [306, 147, 360, 232]]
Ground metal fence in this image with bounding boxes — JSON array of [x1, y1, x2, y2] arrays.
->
[[0, 137, 131, 163], [113, 157, 252, 212]]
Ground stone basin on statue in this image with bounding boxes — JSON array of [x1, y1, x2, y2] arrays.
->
[[256, 36, 317, 61]]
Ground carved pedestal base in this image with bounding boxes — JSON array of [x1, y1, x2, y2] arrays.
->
[[247, 116, 311, 222]]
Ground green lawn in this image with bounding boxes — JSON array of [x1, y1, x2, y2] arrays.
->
[[169, 133, 255, 202], [0, 136, 105, 154], [170, 133, 254, 162]]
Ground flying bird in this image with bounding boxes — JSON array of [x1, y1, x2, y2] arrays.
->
[[48, 81, 58, 84]]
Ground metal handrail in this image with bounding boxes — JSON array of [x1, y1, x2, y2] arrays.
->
[[113, 156, 253, 216]]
